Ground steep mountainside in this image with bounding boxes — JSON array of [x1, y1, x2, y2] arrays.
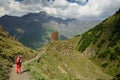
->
[[26, 37, 112, 80], [76, 9, 120, 79], [0, 25, 36, 80], [0, 13, 50, 49], [0, 11, 99, 49], [0, 12, 68, 49]]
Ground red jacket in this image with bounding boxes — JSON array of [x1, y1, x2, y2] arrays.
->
[[16, 56, 22, 68]]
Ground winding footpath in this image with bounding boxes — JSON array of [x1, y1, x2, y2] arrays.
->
[[9, 51, 45, 80]]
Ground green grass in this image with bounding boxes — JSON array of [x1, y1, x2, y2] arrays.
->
[[76, 9, 120, 79], [26, 40, 112, 80], [0, 26, 37, 80]]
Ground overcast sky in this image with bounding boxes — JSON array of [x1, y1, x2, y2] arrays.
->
[[0, 0, 120, 20]]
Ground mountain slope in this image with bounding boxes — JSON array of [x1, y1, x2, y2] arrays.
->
[[0, 12, 99, 49], [0, 25, 36, 80], [76, 9, 120, 79], [26, 38, 112, 80], [0, 14, 50, 49]]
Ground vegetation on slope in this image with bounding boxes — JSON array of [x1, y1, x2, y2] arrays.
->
[[76, 9, 120, 79], [0, 26, 36, 80], [26, 38, 112, 80]]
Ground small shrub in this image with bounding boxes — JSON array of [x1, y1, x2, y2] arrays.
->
[[109, 53, 117, 61], [97, 39, 105, 48], [98, 49, 110, 58], [102, 62, 108, 68], [115, 47, 120, 56]]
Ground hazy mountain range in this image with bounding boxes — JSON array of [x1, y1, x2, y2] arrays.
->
[[0, 11, 100, 49]]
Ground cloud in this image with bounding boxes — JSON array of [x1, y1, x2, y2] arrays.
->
[[46, 0, 120, 19], [0, 7, 6, 16], [0, 0, 120, 20]]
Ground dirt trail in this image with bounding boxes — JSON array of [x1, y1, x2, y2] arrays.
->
[[9, 51, 45, 80]]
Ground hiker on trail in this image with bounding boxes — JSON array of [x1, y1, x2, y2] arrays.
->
[[16, 55, 22, 74]]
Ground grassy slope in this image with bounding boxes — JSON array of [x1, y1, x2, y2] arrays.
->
[[76, 9, 120, 79], [0, 26, 37, 80], [27, 37, 112, 80]]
